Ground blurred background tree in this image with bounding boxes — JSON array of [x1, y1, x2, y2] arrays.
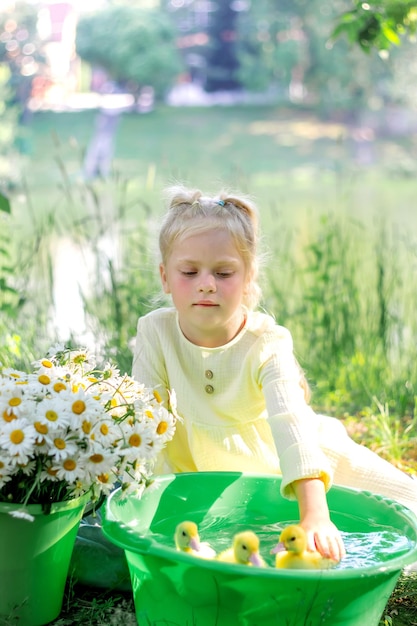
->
[[332, 0, 417, 51], [75, 5, 184, 100]]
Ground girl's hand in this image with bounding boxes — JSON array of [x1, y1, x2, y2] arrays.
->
[[292, 477, 346, 562], [300, 515, 346, 562]]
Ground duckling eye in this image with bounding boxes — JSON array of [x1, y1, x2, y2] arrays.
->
[[290, 536, 296, 542], [182, 530, 187, 537], [242, 544, 247, 551]]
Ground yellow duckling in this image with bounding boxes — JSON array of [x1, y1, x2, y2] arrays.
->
[[174, 521, 216, 559], [216, 531, 266, 567], [272, 525, 338, 570]]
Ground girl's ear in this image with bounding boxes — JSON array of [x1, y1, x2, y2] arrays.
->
[[159, 263, 171, 294]]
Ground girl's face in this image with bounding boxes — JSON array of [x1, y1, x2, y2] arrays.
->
[[160, 228, 250, 348]]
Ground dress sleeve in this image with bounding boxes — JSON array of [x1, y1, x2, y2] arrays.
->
[[132, 314, 170, 406], [258, 327, 333, 499]]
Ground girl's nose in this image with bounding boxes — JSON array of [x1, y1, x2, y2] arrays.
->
[[199, 273, 216, 292]]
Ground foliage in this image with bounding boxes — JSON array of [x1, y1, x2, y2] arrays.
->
[[75, 6, 184, 99], [236, 0, 307, 93], [0, 347, 177, 510], [235, 0, 397, 114], [332, 0, 417, 51]]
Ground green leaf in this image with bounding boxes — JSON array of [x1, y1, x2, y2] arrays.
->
[[381, 24, 402, 45], [0, 191, 11, 214]]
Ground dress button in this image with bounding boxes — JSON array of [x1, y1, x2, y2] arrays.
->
[[205, 370, 214, 379], [205, 384, 214, 394]]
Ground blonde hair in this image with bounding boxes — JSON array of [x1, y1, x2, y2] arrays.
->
[[159, 185, 262, 310]]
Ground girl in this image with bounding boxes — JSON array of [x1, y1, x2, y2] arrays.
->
[[132, 185, 417, 563]]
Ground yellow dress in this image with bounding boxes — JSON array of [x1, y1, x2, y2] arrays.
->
[[133, 308, 417, 514]]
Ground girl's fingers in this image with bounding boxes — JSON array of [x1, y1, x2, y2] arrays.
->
[[314, 531, 346, 562]]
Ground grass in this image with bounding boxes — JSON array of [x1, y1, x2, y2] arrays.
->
[[4, 104, 417, 625]]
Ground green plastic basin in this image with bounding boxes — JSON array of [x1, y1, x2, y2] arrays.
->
[[103, 472, 417, 626]]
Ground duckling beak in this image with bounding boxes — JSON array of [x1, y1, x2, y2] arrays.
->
[[270, 542, 286, 554], [189, 537, 201, 551], [248, 552, 263, 567]]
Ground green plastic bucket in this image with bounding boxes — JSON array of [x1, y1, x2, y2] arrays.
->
[[0, 493, 89, 626], [103, 472, 417, 626]]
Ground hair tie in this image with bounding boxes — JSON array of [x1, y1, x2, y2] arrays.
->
[[216, 200, 225, 206]]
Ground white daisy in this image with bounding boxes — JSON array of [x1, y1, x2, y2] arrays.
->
[[0, 455, 14, 488], [144, 403, 177, 444], [67, 349, 96, 371], [120, 421, 155, 461], [0, 418, 37, 463], [93, 470, 118, 495], [53, 455, 88, 484], [83, 448, 117, 480], [26, 372, 56, 396], [47, 429, 79, 461], [89, 417, 122, 448], [34, 396, 72, 431], [0, 383, 33, 421]]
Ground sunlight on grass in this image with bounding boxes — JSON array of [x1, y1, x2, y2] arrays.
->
[[248, 118, 348, 140]]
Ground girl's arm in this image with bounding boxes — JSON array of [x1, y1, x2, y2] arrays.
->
[[292, 477, 346, 562]]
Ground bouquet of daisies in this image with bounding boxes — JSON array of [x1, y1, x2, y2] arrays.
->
[[0, 347, 177, 512]]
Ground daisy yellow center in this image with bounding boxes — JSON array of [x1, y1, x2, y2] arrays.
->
[[156, 421, 168, 435], [11, 430, 24, 444], [0, 461, 4, 469], [3, 410, 17, 422], [74, 354, 87, 364], [45, 410, 58, 422], [89, 453, 104, 464], [38, 374, 51, 385], [47, 467, 58, 477], [8, 397, 21, 407], [35, 422, 48, 434], [72, 400, 86, 415], [82, 421, 91, 434], [40, 359, 53, 368], [53, 382, 67, 392], [63, 459, 76, 471], [97, 473, 110, 484], [129, 433, 141, 447], [54, 438, 66, 450], [145, 410, 154, 419], [100, 424, 109, 435]]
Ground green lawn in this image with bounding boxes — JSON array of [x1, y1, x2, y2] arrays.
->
[[21, 105, 417, 230]]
